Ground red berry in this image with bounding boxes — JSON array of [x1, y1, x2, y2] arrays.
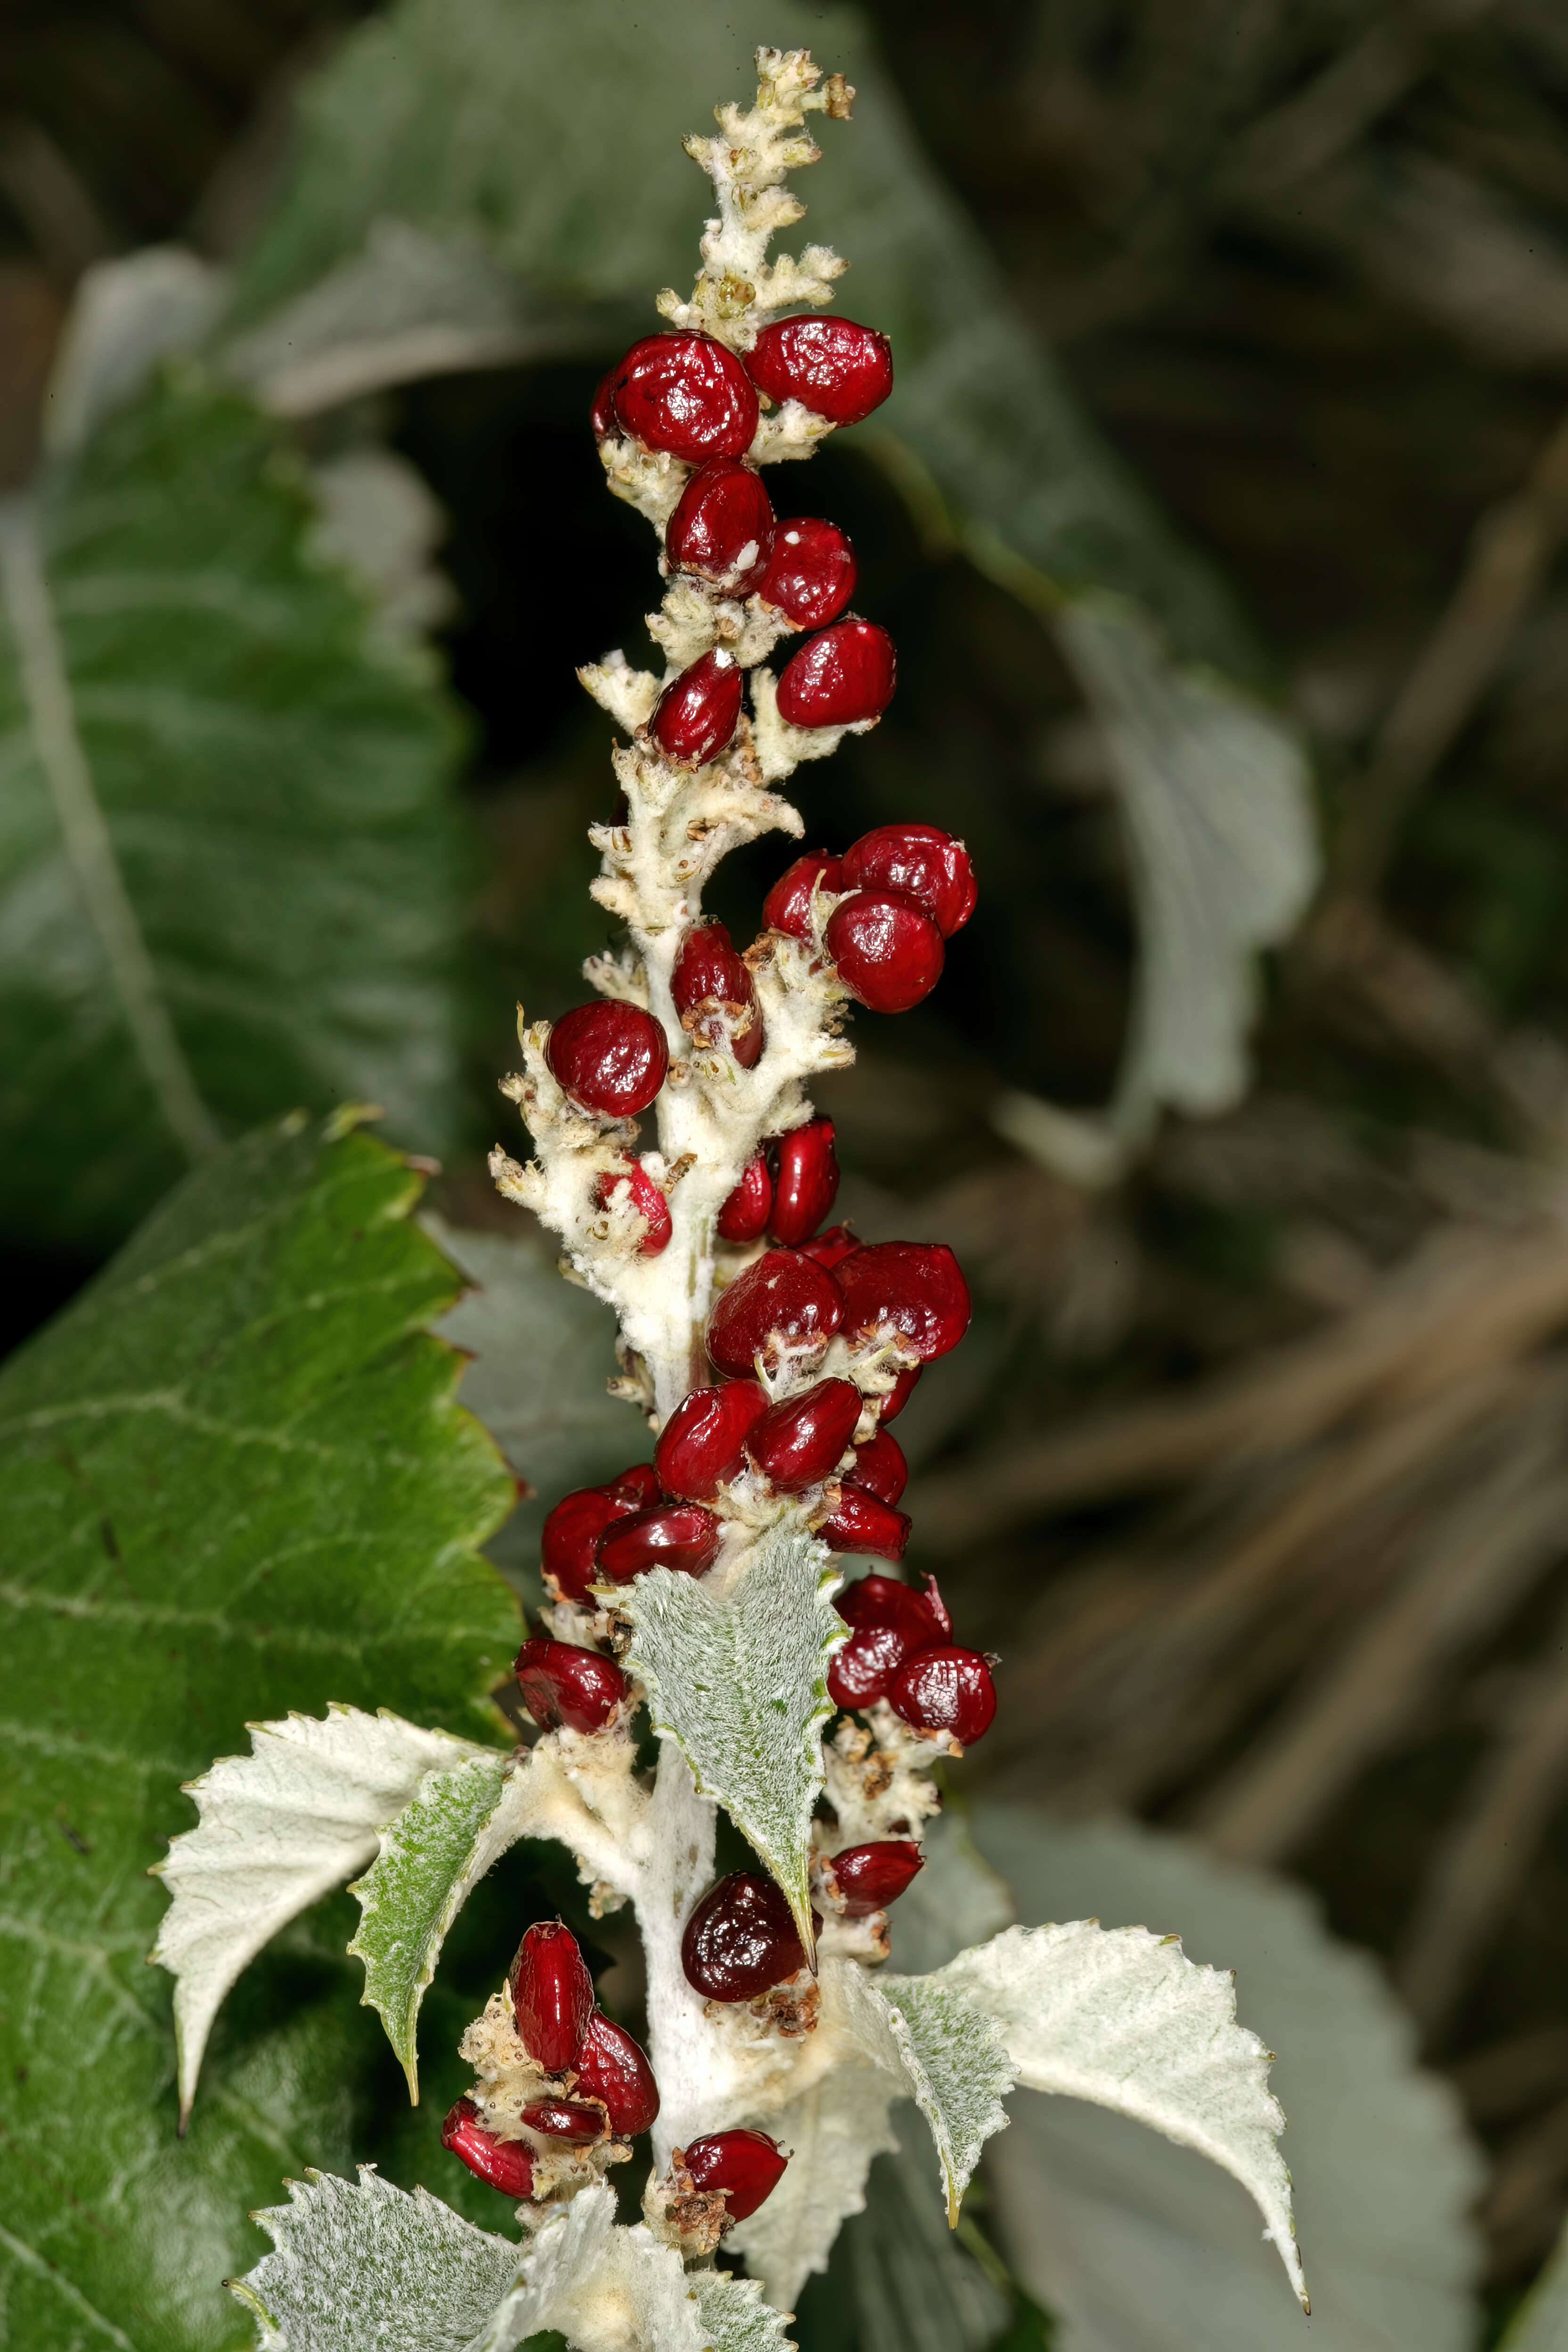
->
[[595, 1500, 723, 1583], [746, 1377, 862, 1492], [842, 823, 977, 938], [718, 1152, 773, 1242], [827, 1573, 942, 1708], [889, 1645, 997, 1746], [768, 1115, 839, 1246], [682, 1871, 806, 2001], [825, 889, 943, 1013], [590, 367, 618, 441], [607, 1462, 662, 1510], [879, 1363, 921, 1422], [510, 1921, 594, 2071], [542, 1484, 629, 1603], [819, 1481, 911, 1565], [682, 2128, 789, 2222], [547, 1001, 669, 1117], [672, 918, 763, 1069], [827, 1839, 925, 1917], [610, 331, 759, 462], [666, 457, 775, 594], [838, 1572, 947, 1643], [649, 648, 744, 768], [747, 316, 893, 426], [514, 1634, 629, 1734], [707, 1248, 844, 1379], [655, 1380, 769, 1500], [835, 1241, 971, 1362], [763, 850, 843, 941], [776, 620, 895, 730], [441, 2097, 535, 2199], [521, 2098, 604, 2142], [594, 1158, 671, 1255], [799, 1223, 860, 1269], [572, 2009, 661, 2135], [850, 1426, 907, 1505], [754, 517, 857, 628]]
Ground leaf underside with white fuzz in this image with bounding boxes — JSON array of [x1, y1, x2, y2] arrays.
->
[[622, 1523, 842, 1943], [853, 1966, 1013, 2228], [348, 1745, 523, 2100]]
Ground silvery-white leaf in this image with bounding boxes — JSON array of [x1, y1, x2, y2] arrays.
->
[[150, 1703, 484, 2119], [849, 1964, 1013, 2227], [310, 446, 456, 642], [727, 2064, 900, 2315], [888, 1809, 1015, 1977], [45, 246, 226, 457]]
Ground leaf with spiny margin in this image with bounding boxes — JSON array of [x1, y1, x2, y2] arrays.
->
[[621, 1523, 842, 1947], [0, 1113, 517, 2352], [348, 1747, 534, 2101]]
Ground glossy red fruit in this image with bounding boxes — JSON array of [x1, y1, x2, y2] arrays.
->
[[595, 1500, 723, 1583], [835, 1241, 971, 1361], [682, 1871, 806, 2001], [889, 1645, 997, 1745], [672, 918, 762, 1069], [827, 1572, 942, 1708], [718, 1152, 773, 1242], [842, 824, 977, 937], [825, 889, 943, 1013], [666, 457, 775, 594], [442, 2097, 535, 2198], [511, 1922, 594, 2070], [547, 1001, 669, 1117], [590, 367, 618, 441], [682, 2128, 790, 2221], [521, 2098, 604, 2142], [879, 1362, 921, 1422], [542, 1484, 630, 1603], [768, 1116, 839, 1246], [515, 1634, 629, 1734], [763, 849, 843, 941], [838, 1572, 948, 1642], [819, 1482, 912, 1566], [799, 1223, 860, 1269], [594, 1158, 672, 1255], [777, 620, 896, 729], [746, 1377, 862, 1492], [610, 331, 759, 462], [754, 517, 857, 628], [608, 1462, 662, 1509], [649, 648, 744, 767], [849, 1426, 907, 1506], [655, 1381, 769, 1500], [572, 2009, 660, 2135], [827, 1839, 925, 1916], [747, 316, 893, 426], [707, 1248, 844, 1379]]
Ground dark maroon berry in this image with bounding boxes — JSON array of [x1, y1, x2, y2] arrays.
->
[[768, 1115, 839, 1246], [835, 1241, 971, 1362], [542, 1484, 629, 1603], [819, 1482, 911, 1564], [707, 1248, 844, 1379], [827, 1839, 925, 1916], [590, 367, 618, 441], [763, 850, 843, 941], [880, 1363, 921, 1422], [746, 1377, 862, 1492], [515, 1634, 629, 1734], [754, 516, 857, 627], [746, 316, 893, 426], [655, 1380, 769, 1500], [889, 1645, 997, 1746], [776, 620, 896, 729], [596, 1501, 723, 1583], [521, 2098, 604, 2142], [572, 2009, 660, 2135], [510, 1922, 594, 2071], [672, 918, 763, 1069], [442, 2097, 535, 2198], [607, 1462, 661, 1509], [825, 889, 943, 1013], [850, 1427, 907, 1505], [683, 2127, 789, 2221], [594, 1158, 671, 1255], [666, 457, 775, 594], [827, 1572, 942, 1708], [718, 1152, 773, 1242], [799, 1224, 860, 1269], [649, 648, 744, 768], [838, 1573, 947, 1644], [682, 1871, 806, 2001], [842, 823, 977, 938], [547, 1000, 669, 1117], [610, 331, 758, 462]]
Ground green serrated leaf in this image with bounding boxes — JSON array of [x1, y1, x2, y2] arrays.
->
[[0, 1113, 518, 2350], [871, 1973, 1013, 2229], [348, 1747, 518, 2100], [0, 364, 468, 1250], [622, 1523, 841, 1945]]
